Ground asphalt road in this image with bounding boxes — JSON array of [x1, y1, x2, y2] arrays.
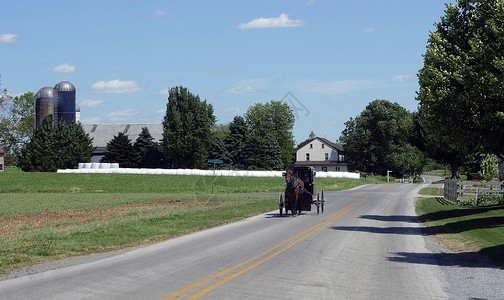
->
[[1, 179, 503, 299]]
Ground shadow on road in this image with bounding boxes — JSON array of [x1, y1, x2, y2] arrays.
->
[[387, 245, 504, 268], [359, 215, 420, 223]]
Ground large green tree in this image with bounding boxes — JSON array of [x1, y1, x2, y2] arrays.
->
[[244, 100, 295, 168], [18, 119, 94, 172], [162, 86, 216, 169], [417, 0, 504, 177], [0, 88, 35, 165], [340, 99, 424, 176]]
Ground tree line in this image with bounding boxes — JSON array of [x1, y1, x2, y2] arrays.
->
[[101, 86, 295, 171], [0, 84, 295, 172]]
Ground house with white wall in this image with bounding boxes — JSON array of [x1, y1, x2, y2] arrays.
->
[[293, 137, 351, 172]]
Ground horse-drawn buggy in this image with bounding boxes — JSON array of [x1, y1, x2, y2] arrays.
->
[[279, 166, 324, 216]]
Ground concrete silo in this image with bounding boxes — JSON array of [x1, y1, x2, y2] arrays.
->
[[53, 81, 76, 126], [35, 86, 54, 127]]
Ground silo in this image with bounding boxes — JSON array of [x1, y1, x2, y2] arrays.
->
[[35, 86, 54, 127], [75, 104, 80, 123], [53, 81, 76, 126]]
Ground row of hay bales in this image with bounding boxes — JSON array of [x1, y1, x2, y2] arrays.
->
[[57, 163, 360, 179]]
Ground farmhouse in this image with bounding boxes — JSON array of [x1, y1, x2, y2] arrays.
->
[[82, 124, 163, 163], [293, 137, 351, 172]]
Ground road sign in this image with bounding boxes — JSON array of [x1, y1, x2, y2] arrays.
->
[[207, 159, 223, 164]]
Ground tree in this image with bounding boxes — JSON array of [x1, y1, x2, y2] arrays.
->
[[224, 116, 248, 168], [309, 130, 316, 139], [243, 133, 283, 170], [134, 127, 164, 168], [18, 117, 56, 172], [340, 99, 424, 176], [0, 88, 35, 165], [480, 154, 498, 181], [53, 121, 95, 170], [417, 0, 504, 177], [209, 135, 232, 167], [17, 119, 94, 172], [244, 100, 295, 168], [101, 132, 139, 168], [162, 86, 216, 169]]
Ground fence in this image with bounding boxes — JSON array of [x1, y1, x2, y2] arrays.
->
[[444, 180, 503, 204]]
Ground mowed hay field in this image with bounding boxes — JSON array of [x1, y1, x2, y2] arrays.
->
[[0, 168, 375, 274]]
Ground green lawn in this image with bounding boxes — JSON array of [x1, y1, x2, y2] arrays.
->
[[416, 194, 504, 267]]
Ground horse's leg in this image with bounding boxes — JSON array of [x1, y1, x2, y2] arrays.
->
[[294, 191, 299, 216]]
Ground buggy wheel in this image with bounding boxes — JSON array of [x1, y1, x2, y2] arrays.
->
[[316, 193, 320, 215], [321, 190, 324, 214], [279, 194, 283, 216]]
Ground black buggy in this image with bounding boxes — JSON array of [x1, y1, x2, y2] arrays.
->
[[279, 166, 324, 216]]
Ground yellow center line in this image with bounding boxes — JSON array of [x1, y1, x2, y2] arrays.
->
[[380, 183, 397, 191], [163, 196, 369, 300]]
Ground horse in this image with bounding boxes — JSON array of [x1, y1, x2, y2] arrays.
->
[[285, 168, 304, 216]]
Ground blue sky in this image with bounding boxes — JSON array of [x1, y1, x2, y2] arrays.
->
[[1, 0, 448, 144]]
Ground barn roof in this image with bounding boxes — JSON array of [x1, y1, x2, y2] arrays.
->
[[82, 124, 163, 150]]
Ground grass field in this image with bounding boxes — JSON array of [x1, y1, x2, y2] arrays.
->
[[416, 192, 504, 267], [0, 167, 385, 274]]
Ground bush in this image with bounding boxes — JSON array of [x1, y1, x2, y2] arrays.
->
[[459, 193, 504, 207]]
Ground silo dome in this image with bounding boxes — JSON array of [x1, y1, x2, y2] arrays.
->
[[54, 81, 76, 92], [35, 86, 54, 99]]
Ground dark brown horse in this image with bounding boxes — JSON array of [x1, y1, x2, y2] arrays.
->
[[285, 169, 304, 216]]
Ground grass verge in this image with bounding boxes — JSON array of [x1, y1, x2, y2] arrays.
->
[[416, 196, 504, 267]]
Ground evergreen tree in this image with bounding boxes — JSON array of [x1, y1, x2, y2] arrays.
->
[[162, 86, 216, 169], [209, 135, 232, 167], [101, 132, 139, 168], [52, 121, 94, 170], [17, 119, 94, 172], [134, 127, 164, 168], [243, 133, 283, 170], [224, 116, 248, 168], [18, 117, 56, 172]]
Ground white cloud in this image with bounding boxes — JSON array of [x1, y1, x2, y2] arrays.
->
[[363, 27, 376, 34], [238, 13, 305, 29], [153, 10, 166, 17], [306, 0, 316, 5], [52, 63, 76, 73], [0, 33, 18, 44], [108, 109, 136, 121], [92, 80, 142, 93], [156, 109, 165, 114], [297, 78, 376, 95], [80, 100, 104, 108], [224, 86, 260, 94], [392, 74, 415, 82], [157, 88, 170, 96]]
